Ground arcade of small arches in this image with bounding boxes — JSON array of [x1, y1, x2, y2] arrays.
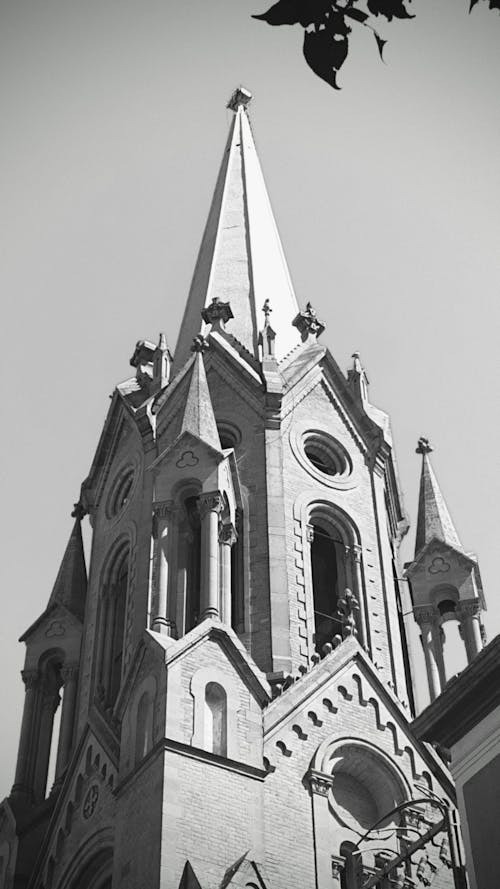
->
[[11, 649, 79, 806], [413, 587, 483, 702], [150, 482, 243, 640]]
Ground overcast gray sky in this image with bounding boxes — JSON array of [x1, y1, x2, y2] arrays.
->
[[1, 0, 499, 796]]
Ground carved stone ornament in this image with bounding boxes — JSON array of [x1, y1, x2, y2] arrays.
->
[[331, 859, 344, 881], [199, 492, 224, 518], [458, 600, 481, 619], [201, 296, 234, 329], [61, 664, 79, 684], [307, 770, 333, 796], [45, 620, 66, 638], [337, 588, 359, 639], [153, 499, 175, 521], [413, 606, 437, 626], [83, 784, 99, 820], [176, 450, 199, 469], [219, 523, 237, 546], [292, 301, 325, 342], [21, 669, 40, 691], [428, 556, 450, 575]]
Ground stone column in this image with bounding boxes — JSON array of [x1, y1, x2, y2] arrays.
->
[[219, 523, 237, 625], [432, 621, 447, 687], [153, 500, 174, 635], [199, 492, 223, 620], [351, 544, 367, 650], [459, 601, 483, 662], [55, 664, 79, 783], [11, 669, 40, 798], [415, 608, 441, 702]]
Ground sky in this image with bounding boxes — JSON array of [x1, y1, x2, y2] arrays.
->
[[0, 0, 499, 797]]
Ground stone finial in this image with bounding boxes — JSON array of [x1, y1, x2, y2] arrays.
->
[[71, 501, 86, 520], [416, 437, 433, 455], [152, 332, 172, 390], [227, 86, 252, 112], [258, 299, 277, 362], [347, 351, 369, 403], [191, 334, 209, 354], [201, 296, 234, 332], [292, 301, 325, 343]]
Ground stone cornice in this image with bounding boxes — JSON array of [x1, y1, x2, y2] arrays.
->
[[412, 635, 500, 748]]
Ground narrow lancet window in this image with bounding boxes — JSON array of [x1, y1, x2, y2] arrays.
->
[[135, 691, 153, 764], [205, 682, 227, 756]]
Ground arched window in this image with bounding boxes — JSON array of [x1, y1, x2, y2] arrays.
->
[[184, 495, 201, 632], [98, 546, 129, 709], [135, 691, 153, 765], [310, 523, 341, 655], [204, 682, 227, 756]]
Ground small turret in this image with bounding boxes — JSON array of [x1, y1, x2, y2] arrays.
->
[[406, 439, 486, 702]]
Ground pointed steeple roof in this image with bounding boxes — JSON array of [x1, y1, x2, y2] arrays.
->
[[414, 438, 462, 556], [20, 517, 87, 640], [173, 88, 300, 372], [180, 341, 221, 450], [47, 516, 88, 621]]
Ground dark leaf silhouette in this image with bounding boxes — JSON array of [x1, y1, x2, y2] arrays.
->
[[252, 0, 301, 26], [303, 28, 348, 90], [252, 0, 332, 27], [374, 31, 388, 60], [252, 0, 499, 90], [344, 7, 369, 22], [367, 0, 414, 20], [327, 11, 352, 37]]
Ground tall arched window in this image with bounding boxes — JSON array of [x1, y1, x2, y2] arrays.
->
[[204, 682, 227, 756], [310, 523, 341, 655], [98, 546, 129, 709]]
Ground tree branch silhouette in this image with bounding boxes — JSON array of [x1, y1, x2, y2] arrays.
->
[[252, 0, 499, 89]]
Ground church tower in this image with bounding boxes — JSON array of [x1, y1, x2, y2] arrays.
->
[[0, 88, 481, 889]]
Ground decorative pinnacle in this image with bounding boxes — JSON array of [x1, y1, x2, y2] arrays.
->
[[227, 87, 252, 112], [157, 332, 167, 351], [262, 299, 272, 323], [191, 334, 209, 354], [416, 437, 433, 456]]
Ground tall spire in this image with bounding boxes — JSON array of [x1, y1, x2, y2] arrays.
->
[[414, 437, 462, 556], [179, 339, 221, 451], [173, 87, 300, 372]]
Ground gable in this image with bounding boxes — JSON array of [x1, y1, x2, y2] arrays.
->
[[263, 644, 454, 798]]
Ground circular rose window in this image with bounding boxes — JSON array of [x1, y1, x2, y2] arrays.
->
[[302, 432, 352, 480]]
